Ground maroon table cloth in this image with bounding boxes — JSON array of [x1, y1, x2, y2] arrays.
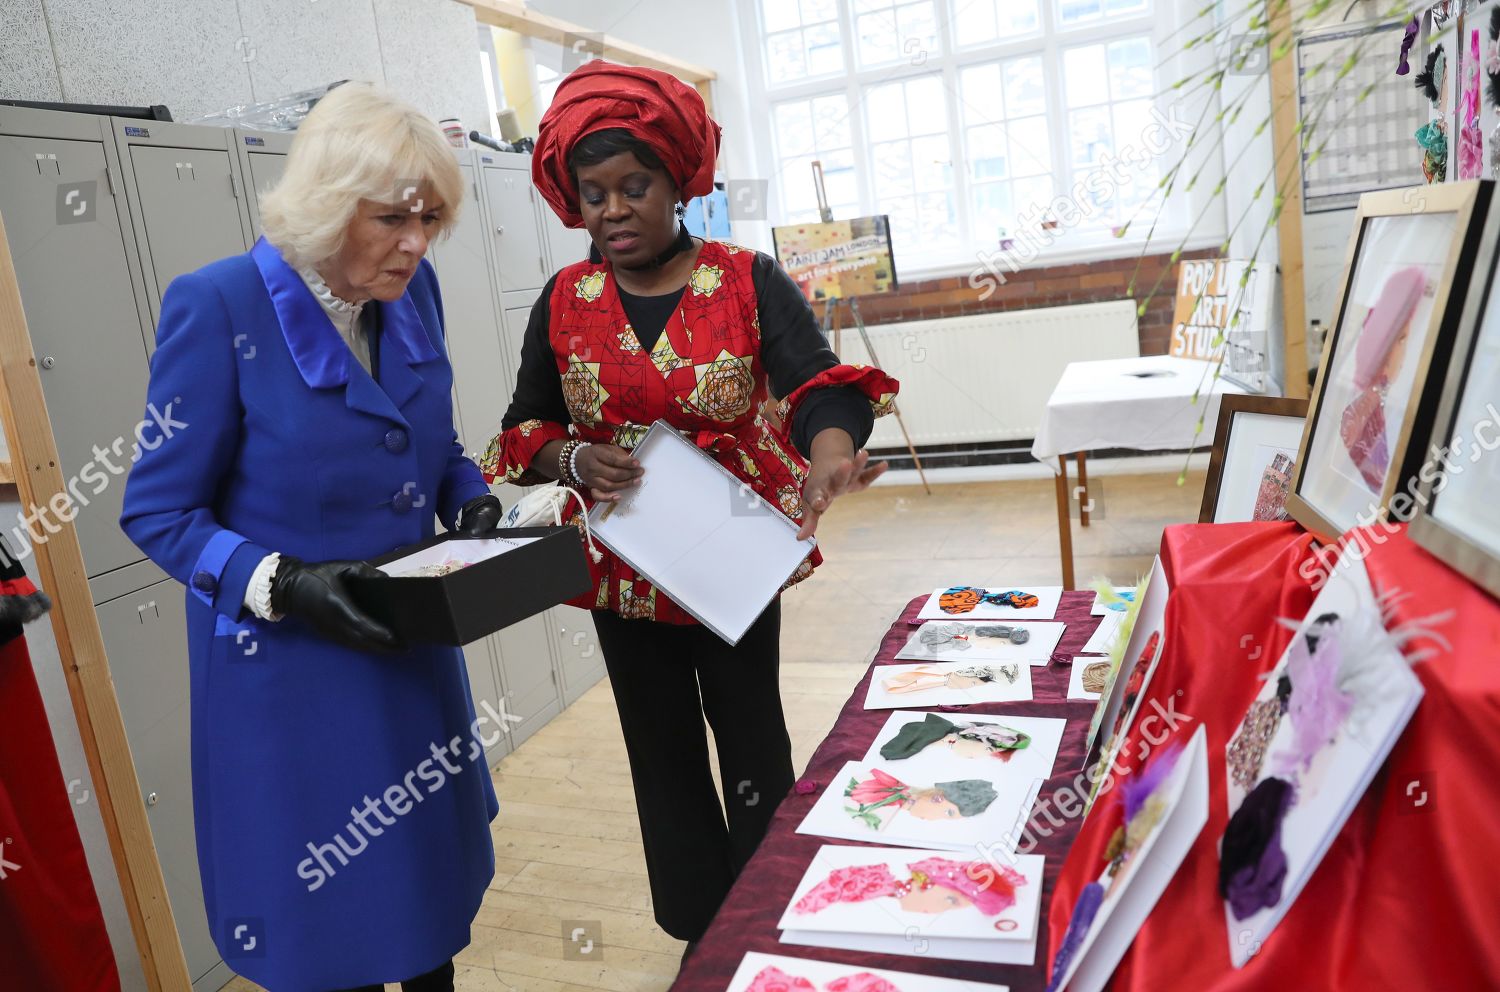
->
[[672, 590, 1104, 991]]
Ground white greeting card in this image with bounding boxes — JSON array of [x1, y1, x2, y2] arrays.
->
[[865, 660, 1034, 710], [1220, 555, 1424, 968], [916, 586, 1064, 622], [1069, 657, 1111, 701], [1080, 612, 1125, 654], [726, 952, 1010, 992], [588, 421, 814, 644], [778, 845, 1045, 965], [378, 535, 539, 576], [896, 620, 1066, 666], [1049, 726, 1209, 992]]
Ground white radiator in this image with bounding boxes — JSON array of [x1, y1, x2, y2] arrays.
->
[[832, 299, 1139, 448]]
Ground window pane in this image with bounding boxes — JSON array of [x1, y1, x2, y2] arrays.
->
[[865, 82, 906, 143], [1059, 0, 1102, 24], [781, 155, 817, 212], [805, 21, 844, 75], [905, 74, 946, 134], [1069, 106, 1113, 167], [1002, 0, 1041, 33], [910, 133, 951, 191], [763, 0, 800, 32], [775, 100, 815, 157], [972, 181, 1013, 241], [1004, 56, 1047, 116], [812, 95, 852, 149], [1108, 37, 1153, 100], [1007, 116, 1052, 176], [954, 0, 998, 45], [1063, 45, 1108, 107], [822, 149, 859, 207], [967, 123, 1008, 179], [767, 30, 807, 83], [896, 2, 941, 62], [917, 191, 958, 245], [1013, 175, 1054, 219], [874, 139, 915, 193], [882, 195, 920, 252], [1105, 0, 1149, 15], [960, 63, 1005, 125], [857, 11, 900, 65], [801, 0, 837, 22], [1112, 98, 1154, 152]]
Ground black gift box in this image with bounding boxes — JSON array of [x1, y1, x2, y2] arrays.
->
[[349, 528, 591, 646]]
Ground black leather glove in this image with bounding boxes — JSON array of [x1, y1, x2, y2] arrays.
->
[[270, 557, 402, 654], [456, 493, 504, 537]]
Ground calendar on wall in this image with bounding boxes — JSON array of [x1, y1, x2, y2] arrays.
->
[[1297, 20, 1430, 212]]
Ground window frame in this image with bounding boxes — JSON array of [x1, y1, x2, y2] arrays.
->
[[740, 0, 1225, 277]]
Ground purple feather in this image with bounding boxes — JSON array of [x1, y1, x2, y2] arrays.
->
[[1119, 739, 1184, 823], [1046, 881, 1105, 992]]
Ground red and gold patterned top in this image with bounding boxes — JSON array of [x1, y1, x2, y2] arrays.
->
[[480, 240, 898, 624]]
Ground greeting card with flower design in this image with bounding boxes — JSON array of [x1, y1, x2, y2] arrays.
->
[[777, 845, 1047, 965], [726, 951, 1010, 992]]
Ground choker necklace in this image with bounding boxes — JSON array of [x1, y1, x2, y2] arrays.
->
[[591, 223, 695, 270]]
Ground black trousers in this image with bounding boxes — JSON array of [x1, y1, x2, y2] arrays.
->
[[339, 958, 453, 992], [592, 602, 795, 941]]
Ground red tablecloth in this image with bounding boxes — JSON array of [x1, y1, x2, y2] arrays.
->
[[672, 590, 1105, 992], [1045, 522, 1500, 991]]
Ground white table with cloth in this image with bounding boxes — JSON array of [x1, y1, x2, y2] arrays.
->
[[1031, 355, 1245, 588]]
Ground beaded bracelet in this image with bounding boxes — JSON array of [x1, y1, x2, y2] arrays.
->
[[569, 442, 592, 490], [557, 439, 584, 487]]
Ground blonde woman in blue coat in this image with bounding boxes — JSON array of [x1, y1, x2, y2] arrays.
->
[[120, 83, 504, 992]]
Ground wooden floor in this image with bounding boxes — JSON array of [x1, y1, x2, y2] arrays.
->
[[221, 471, 1202, 992]]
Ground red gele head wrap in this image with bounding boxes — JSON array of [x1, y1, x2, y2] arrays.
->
[[533, 59, 722, 229]]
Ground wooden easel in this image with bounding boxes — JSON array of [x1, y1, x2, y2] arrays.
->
[[0, 215, 191, 988], [811, 162, 931, 495]]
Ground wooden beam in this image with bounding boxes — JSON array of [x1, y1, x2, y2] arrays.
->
[[457, 0, 718, 84], [0, 213, 191, 989], [1266, 0, 1309, 399]]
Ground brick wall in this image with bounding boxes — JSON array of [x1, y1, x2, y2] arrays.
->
[[826, 247, 1220, 356]]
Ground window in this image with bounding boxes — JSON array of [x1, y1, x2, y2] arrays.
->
[[763, 0, 845, 83], [773, 94, 859, 222], [749, 0, 1184, 272]]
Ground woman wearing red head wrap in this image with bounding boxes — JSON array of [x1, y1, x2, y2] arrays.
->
[[482, 61, 899, 956]]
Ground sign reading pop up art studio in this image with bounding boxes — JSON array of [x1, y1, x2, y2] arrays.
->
[[771, 215, 898, 303], [1170, 258, 1282, 393]]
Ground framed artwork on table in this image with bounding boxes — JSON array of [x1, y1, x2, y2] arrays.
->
[[1199, 395, 1309, 523], [1286, 181, 1493, 539], [1410, 192, 1500, 598]]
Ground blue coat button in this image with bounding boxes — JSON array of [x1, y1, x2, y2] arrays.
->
[[191, 570, 217, 594], [384, 428, 409, 454], [391, 490, 414, 513]]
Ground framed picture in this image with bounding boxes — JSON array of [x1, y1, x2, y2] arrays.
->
[[1409, 194, 1500, 598], [1286, 181, 1493, 539], [1199, 395, 1309, 523]]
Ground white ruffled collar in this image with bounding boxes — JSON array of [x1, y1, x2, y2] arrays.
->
[[299, 266, 366, 317]]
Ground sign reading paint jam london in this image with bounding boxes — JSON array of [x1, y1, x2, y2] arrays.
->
[[772, 215, 898, 303]]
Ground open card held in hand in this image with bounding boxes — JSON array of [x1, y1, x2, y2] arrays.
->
[[587, 420, 816, 644]]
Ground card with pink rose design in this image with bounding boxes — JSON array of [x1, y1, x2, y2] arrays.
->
[[725, 951, 1010, 992], [777, 844, 1046, 965]]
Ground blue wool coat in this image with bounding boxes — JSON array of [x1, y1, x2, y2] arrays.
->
[[120, 238, 499, 991]]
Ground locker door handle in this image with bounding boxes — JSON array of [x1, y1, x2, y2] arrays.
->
[[495, 225, 505, 235], [136, 601, 159, 623]]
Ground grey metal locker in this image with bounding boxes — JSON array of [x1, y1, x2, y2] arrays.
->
[[539, 198, 591, 273], [479, 160, 547, 294], [552, 605, 605, 705], [428, 156, 512, 456], [493, 610, 563, 748], [0, 107, 154, 579], [462, 635, 512, 766], [96, 579, 232, 991], [112, 119, 252, 331], [230, 129, 294, 239]]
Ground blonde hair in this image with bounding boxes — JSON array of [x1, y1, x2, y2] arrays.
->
[[259, 82, 464, 270]]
